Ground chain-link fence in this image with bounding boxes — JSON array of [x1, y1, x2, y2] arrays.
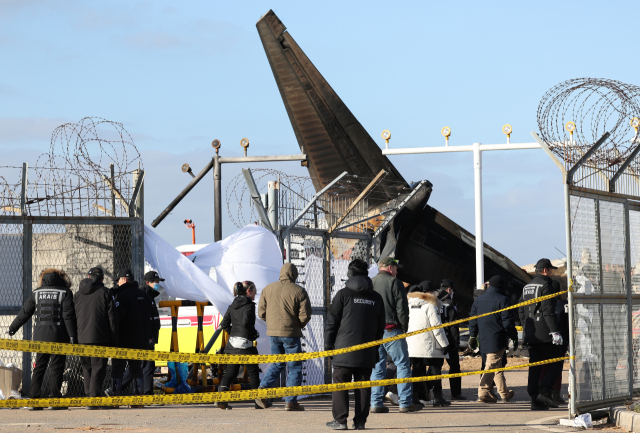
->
[[569, 188, 640, 412], [0, 216, 143, 398], [286, 229, 372, 388]]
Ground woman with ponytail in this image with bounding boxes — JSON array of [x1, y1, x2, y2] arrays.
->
[[217, 281, 264, 410]]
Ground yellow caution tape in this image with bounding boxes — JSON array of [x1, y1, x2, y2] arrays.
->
[[0, 356, 571, 408], [461, 326, 523, 331], [0, 290, 566, 364]]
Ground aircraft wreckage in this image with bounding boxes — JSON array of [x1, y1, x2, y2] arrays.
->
[[153, 10, 531, 318], [255, 10, 531, 315]]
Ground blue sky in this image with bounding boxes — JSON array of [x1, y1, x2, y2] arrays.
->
[[1, 1, 635, 266]]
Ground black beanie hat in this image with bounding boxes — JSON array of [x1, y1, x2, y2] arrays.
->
[[489, 275, 504, 288], [419, 280, 435, 292]]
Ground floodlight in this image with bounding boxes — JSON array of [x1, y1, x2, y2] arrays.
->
[[502, 124, 512, 135], [631, 117, 640, 129], [181, 163, 195, 178], [565, 122, 576, 133], [211, 139, 221, 149], [381, 130, 391, 140], [441, 127, 451, 137], [240, 138, 250, 148]]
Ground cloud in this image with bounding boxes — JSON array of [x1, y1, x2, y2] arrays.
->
[[0, 117, 70, 146]]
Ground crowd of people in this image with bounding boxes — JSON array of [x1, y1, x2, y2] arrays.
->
[[8, 267, 162, 409], [7, 256, 569, 430]]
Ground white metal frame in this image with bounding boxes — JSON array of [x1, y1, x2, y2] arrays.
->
[[382, 140, 541, 291]]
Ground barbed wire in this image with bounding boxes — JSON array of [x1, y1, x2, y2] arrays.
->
[[537, 78, 640, 167], [226, 169, 314, 228], [227, 170, 382, 229], [0, 117, 142, 217]]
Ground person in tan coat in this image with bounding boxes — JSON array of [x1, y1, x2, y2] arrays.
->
[[257, 263, 312, 411]]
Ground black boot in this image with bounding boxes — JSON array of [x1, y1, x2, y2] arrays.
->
[[531, 398, 549, 411], [130, 376, 145, 408], [537, 391, 558, 408], [552, 390, 566, 404], [217, 386, 232, 410], [433, 391, 451, 407]]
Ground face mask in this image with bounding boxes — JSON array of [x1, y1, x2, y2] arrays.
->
[[153, 283, 160, 291]]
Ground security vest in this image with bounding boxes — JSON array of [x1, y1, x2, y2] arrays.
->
[[520, 275, 558, 344], [33, 286, 67, 326], [440, 302, 453, 323], [521, 282, 544, 322]]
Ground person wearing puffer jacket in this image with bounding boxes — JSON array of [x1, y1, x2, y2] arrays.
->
[[406, 281, 451, 407]]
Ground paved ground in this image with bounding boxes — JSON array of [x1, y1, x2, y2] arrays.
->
[[0, 362, 622, 432]]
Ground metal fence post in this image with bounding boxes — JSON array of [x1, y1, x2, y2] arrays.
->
[[324, 233, 332, 384], [21, 218, 32, 393], [624, 200, 634, 399], [566, 185, 578, 416], [136, 170, 144, 281], [214, 156, 222, 242]]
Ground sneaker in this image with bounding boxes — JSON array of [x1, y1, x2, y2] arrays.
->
[[399, 403, 422, 413], [536, 393, 558, 409], [104, 388, 113, 397], [370, 405, 389, 413], [450, 394, 466, 400], [352, 421, 366, 430], [284, 402, 305, 411], [384, 391, 399, 406], [325, 420, 348, 430], [531, 399, 549, 411]]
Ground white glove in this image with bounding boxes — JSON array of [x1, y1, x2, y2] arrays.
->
[[550, 332, 563, 346]]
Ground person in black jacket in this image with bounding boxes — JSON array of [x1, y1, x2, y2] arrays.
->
[[469, 275, 517, 404], [110, 268, 147, 401], [217, 281, 262, 410], [518, 259, 564, 410], [8, 268, 77, 408], [74, 267, 119, 406], [324, 259, 385, 430], [118, 271, 162, 396], [437, 279, 465, 400], [539, 280, 569, 405]]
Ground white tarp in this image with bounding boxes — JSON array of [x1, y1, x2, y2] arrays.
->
[[188, 225, 283, 306], [144, 225, 276, 359]]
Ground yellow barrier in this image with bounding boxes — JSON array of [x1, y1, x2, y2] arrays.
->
[[0, 290, 566, 365], [0, 356, 571, 408]]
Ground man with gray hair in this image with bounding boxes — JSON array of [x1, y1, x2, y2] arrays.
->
[[369, 257, 422, 413]]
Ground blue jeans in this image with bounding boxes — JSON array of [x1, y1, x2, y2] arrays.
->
[[259, 336, 303, 403], [370, 328, 413, 408]]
